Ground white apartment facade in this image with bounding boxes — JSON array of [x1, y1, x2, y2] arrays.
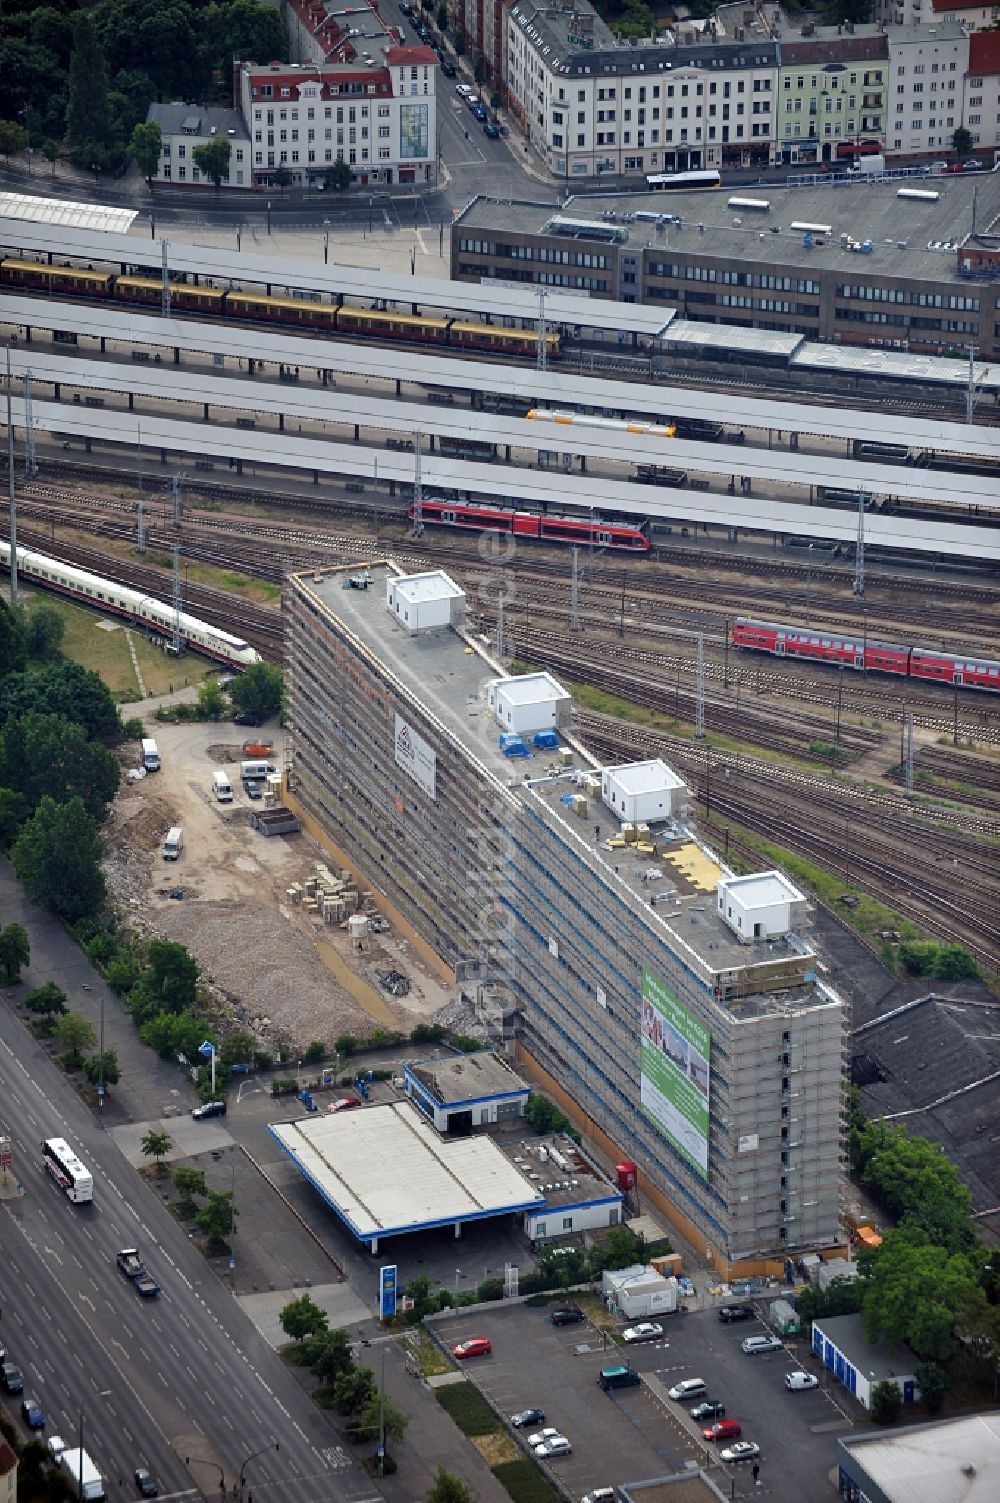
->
[[965, 29, 1000, 151], [146, 104, 252, 188], [504, 3, 779, 179], [887, 22, 969, 154], [236, 49, 439, 188]]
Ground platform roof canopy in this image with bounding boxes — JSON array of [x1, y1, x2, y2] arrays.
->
[[0, 193, 137, 234], [268, 1101, 543, 1246]]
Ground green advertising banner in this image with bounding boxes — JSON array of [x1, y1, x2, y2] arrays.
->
[[640, 968, 710, 1179]]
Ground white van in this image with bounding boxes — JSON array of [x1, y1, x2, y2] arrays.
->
[[163, 826, 183, 861], [141, 738, 160, 772], [240, 759, 275, 781], [667, 1378, 707, 1402], [212, 769, 233, 803]]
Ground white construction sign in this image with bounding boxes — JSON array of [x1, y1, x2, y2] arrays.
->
[[394, 714, 436, 800]]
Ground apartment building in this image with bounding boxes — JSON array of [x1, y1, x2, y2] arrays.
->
[[285, 562, 848, 1274], [965, 28, 1000, 152], [505, 3, 778, 178], [451, 173, 1000, 356], [887, 22, 969, 154], [146, 104, 252, 189], [775, 29, 889, 165], [235, 50, 439, 188]]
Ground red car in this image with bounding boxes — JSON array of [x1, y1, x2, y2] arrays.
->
[[453, 1337, 492, 1360], [327, 1096, 362, 1113], [702, 1419, 742, 1443]]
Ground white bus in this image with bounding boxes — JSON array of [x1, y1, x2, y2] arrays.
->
[[42, 1137, 94, 1203], [645, 169, 722, 191]]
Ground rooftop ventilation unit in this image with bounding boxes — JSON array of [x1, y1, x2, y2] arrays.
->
[[727, 197, 770, 211]]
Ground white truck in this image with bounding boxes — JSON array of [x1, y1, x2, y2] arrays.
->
[[212, 769, 233, 802], [163, 826, 183, 861], [58, 1447, 106, 1501], [849, 153, 885, 177], [141, 738, 160, 772]]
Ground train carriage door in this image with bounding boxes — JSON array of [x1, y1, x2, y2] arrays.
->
[[442, 510, 457, 523], [855, 651, 864, 669], [953, 667, 964, 686], [597, 530, 612, 547], [776, 637, 785, 656]]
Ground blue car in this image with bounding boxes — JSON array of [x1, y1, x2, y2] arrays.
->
[[21, 1397, 45, 1429], [473, 105, 487, 122]]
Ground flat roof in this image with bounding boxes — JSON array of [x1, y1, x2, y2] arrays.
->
[[268, 1101, 543, 1242], [839, 1414, 1000, 1502], [504, 1134, 622, 1211], [722, 872, 804, 908], [407, 1051, 529, 1106], [815, 1311, 916, 1382], [606, 759, 687, 796], [493, 671, 571, 707], [664, 324, 805, 357], [393, 570, 464, 604], [0, 192, 137, 234]]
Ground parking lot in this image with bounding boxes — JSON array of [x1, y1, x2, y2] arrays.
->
[[438, 1300, 855, 1497]]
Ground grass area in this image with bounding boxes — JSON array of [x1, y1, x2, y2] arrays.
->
[[435, 1382, 499, 1436], [491, 1459, 563, 1503], [400, 1328, 452, 1378], [22, 593, 216, 699], [473, 1432, 519, 1466]]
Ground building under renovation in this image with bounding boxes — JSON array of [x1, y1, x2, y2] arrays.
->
[[285, 562, 847, 1274]]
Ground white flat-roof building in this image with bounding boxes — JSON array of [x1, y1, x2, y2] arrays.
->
[[717, 871, 808, 943], [386, 570, 465, 633], [488, 672, 571, 736], [837, 1412, 1000, 1501], [602, 760, 687, 825]]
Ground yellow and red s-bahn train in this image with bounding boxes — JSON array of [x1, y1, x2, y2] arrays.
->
[[0, 257, 562, 362]]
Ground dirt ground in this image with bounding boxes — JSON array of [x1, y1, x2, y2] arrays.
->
[[105, 714, 458, 1049]]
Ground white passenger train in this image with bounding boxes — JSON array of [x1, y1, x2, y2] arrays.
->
[[0, 541, 261, 668], [526, 407, 677, 438]]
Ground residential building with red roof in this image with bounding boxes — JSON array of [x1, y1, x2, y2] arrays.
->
[[965, 27, 1000, 153]]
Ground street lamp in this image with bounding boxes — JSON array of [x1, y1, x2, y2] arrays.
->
[[91, 162, 101, 189], [19, 108, 31, 175], [323, 221, 330, 265], [184, 1455, 226, 1499], [239, 1440, 279, 1500]]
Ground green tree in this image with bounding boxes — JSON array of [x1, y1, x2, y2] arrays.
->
[[139, 1008, 211, 1059], [24, 981, 68, 1017], [197, 677, 227, 719], [325, 158, 352, 191], [332, 1365, 375, 1415], [140, 1128, 173, 1172], [280, 1293, 330, 1342], [147, 939, 199, 1010], [83, 1049, 121, 1086], [220, 1031, 256, 1069], [862, 1225, 983, 1361], [309, 1328, 354, 1386], [591, 1223, 647, 1274], [56, 1010, 97, 1068], [0, 922, 30, 983], [129, 119, 162, 184], [12, 796, 106, 921], [797, 1276, 864, 1328], [193, 135, 232, 194], [0, 598, 27, 678], [0, 661, 119, 740], [914, 1359, 949, 1415], [426, 1468, 476, 1503], [20, 604, 65, 661], [0, 788, 30, 849], [473, 56, 486, 84], [951, 126, 973, 160], [194, 1188, 237, 1247], [216, 0, 287, 66], [106, 954, 141, 995], [436, 4, 448, 29], [229, 661, 284, 720], [869, 1378, 902, 1425], [1, 712, 119, 820], [171, 1164, 208, 1216], [93, 0, 199, 100], [0, 120, 27, 160], [65, 13, 110, 157], [273, 162, 293, 189], [356, 1385, 408, 1445]]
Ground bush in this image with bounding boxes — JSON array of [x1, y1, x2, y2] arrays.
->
[[870, 1379, 903, 1425], [122, 717, 145, 740], [86, 930, 119, 966], [477, 1277, 504, 1302], [253, 1050, 274, 1070], [335, 1033, 359, 1057], [271, 1077, 300, 1096], [304, 1040, 326, 1064], [410, 1022, 446, 1044], [451, 1035, 482, 1053], [367, 1027, 404, 1049]]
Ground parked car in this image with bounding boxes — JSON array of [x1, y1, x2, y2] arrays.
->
[[581, 1492, 615, 1503], [192, 1099, 227, 1120], [440, 59, 456, 77], [690, 1400, 726, 1421], [456, 83, 472, 97], [527, 1428, 563, 1448], [963, 159, 982, 170], [742, 1335, 783, 1355], [134, 1469, 159, 1498], [327, 1096, 362, 1113], [668, 1378, 707, 1401], [720, 1441, 760, 1464], [549, 1306, 583, 1326], [453, 1337, 491, 1360], [1, 1364, 24, 1394], [483, 121, 501, 138], [399, 1, 413, 13], [510, 1408, 545, 1429], [233, 711, 263, 727], [622, 1322, 664, 1344], [785, 1371, 819, 1391], [534, 1436, 572, 1458], [47, 1436, 68, 1460], [21, 1398, 45, 1429], [472, 105, 488, 121], [703, 1420, 742, 1443], [718, 1305, 755, 1323]]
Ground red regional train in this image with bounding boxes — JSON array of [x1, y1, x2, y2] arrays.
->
[[411, 499, 651, 551], [733, 617, 1000, 693]]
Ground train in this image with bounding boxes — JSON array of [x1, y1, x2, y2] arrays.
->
[[410, 499, 651, 551], [733, 616, 1000, 694], [0, 541, 262, 669], [0, 258, 562, 362], [527, 408, 677, 438]]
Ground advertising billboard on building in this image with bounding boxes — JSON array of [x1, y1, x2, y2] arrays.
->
[[640, 968, 710, 1179], [394, 714, 436, 799]]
